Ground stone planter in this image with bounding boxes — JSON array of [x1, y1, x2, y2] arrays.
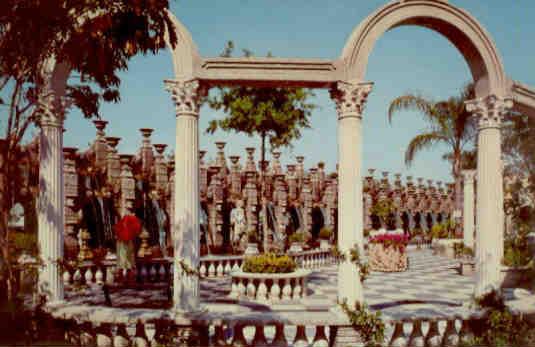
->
[[319, 239, 331, 250], [289, 242, 303, 253], [432, 239, 463, 259], [244, 243, 259, 256], [229, 269, 311, 303], [368, 243, 407, 272], [500, 266, 532, 288]]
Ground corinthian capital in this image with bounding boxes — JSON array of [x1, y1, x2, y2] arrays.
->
[[462, 170, 476, 184], [165, 79, 207, 116], [465, 95, 513, 130], [330, 81, 373, 118], [36, 92, 68, 128]]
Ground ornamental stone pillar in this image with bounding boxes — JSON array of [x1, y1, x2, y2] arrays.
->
[[462, 170, 476, 249], [330, 81, 372, 305], [140, 128, 154, 177], [165, 79, 206, 312], [105, 137, 121, 193], [37, 97, 66, 303], [93, 120, 108, 172], [466, 95, 512, 296]]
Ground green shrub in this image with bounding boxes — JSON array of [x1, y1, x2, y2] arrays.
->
[[289, 232, 305, 243], [467, 290, 533, 347], [242, 253, 297, 274], [318, 227, 333, 240]]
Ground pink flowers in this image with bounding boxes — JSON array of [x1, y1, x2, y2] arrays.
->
[[369, 233, 409, 252]]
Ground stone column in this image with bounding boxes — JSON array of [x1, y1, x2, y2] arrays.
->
[[466, 95, 512, 296], [166, 79, 206, 312], [37, 100, 65, 303], [462, 170, 476, 249], [330, 81, 372, 305]]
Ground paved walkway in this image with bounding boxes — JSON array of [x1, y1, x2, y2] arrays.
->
[[65, 248, 478, 319]]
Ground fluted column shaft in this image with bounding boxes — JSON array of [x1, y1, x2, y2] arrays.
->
[[467, 95, 512, 296], [166, 79, 205, 311], [331, 81, 372, 305], [462, 170, 476, 249], [38, 111, 64, 302]]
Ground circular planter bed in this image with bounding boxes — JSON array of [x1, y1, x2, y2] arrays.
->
[[368, 231, 409, 272], [229, 269, 311, 302], [368, 243, 408, 272]]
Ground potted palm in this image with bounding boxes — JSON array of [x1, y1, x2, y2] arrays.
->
[[244, 230, 259, 255], [318, 227, 333, 250], [288, 232, 305, 253]]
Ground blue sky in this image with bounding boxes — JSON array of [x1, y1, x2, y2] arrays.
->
[[61, 0, 535, 183]]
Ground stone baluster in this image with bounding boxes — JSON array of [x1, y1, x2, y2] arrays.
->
[[330, 81, 372, 305], [407, 319, 424, 347], [165, 79, 206, 312], [293, 325, 308, 347], [311, 326, 328, 347], [246, 279, 256, 299], [441, 319, 459, 347], [466, 95, 512, 295], [424, 319, 441, 347], [232, 324, 248, 347], [389, 321, 406, 347], [251, 325, 268, 347], [270, 279, 281, 301], [271, 323, 288, 347]]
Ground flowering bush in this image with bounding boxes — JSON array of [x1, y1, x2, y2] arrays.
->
[[242, 253, 296, 274], [369, 233, 409, 252], [114, 215, 142, 242]]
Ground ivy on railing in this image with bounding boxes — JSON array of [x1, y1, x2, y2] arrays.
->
[[339, 299, 385, 346], [463, 289, 535, 347]]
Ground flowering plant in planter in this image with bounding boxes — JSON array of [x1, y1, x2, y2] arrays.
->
[[242, 253, 297, 274], [369, 233, 409, 252]]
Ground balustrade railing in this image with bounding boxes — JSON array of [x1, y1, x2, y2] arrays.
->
[[55, 312, 480, 347], [62, 248, 335, 286]]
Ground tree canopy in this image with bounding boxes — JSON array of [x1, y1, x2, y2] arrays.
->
[[206, 41, 317, 169], [0, 0, 177, 302], [388, 83, 476, 231]]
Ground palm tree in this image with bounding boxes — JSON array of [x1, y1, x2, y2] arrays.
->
[[388, 84, 476, 234]]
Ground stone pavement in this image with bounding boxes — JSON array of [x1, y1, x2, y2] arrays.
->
[[65, 248, 480, 320]]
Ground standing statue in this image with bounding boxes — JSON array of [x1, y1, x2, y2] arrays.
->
[[146, 189, 169, 255], [230, 199, 247, 252]]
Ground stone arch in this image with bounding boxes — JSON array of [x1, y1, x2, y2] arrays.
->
[[165, 10, 200, 79], [341, 0, 508, 98]]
